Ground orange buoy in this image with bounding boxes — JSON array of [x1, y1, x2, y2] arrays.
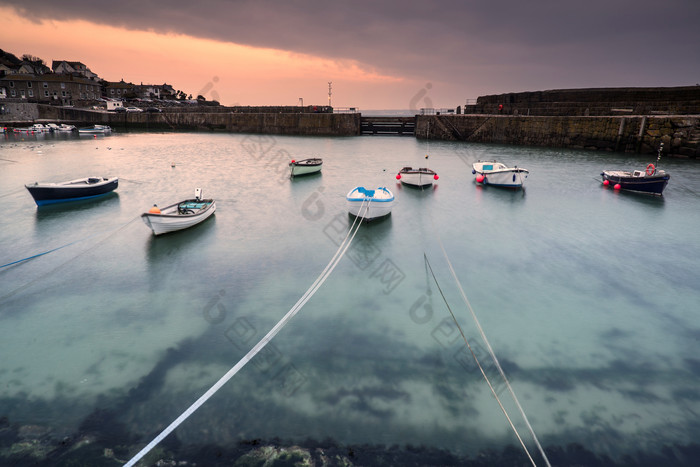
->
[[149, 204, 161, 214]]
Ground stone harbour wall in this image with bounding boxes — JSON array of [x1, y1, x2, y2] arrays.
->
[[34, 106, 361, 136], [419, 115, 700, 158]]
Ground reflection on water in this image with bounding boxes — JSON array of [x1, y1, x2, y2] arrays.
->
[[33, 192, 120, 221], [1, 132, 700, 465]]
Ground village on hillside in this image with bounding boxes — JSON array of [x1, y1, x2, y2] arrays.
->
[[0, 48, 215, 112]]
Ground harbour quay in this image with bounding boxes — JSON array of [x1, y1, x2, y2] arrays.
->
[[2, 85, 699, 157]]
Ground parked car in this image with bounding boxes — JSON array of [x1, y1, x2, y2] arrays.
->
[[113, 107, 126, 112], [125, 107, 143, 112], [145, 107, 162, 113]]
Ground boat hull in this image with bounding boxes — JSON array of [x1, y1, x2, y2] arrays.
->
[[478, 169, 529, 187], [346, 187, 394, 220], [141, 200, 216, 235], [601, 171, 670, 195], [25, 178, 119, 206], [290, 159, 322, 177], [398, 168, 437, 187], [78, 125, 112, 134]]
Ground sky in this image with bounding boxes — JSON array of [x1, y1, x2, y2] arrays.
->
[[1, 0, 699, 110]]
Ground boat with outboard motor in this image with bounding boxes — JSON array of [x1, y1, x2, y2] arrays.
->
[[141, 188, 216, 235], [472, 160, 529, 188], [346, 186, 394, 220], [601, 143, 670, 195], [25, 176, 118, 206]]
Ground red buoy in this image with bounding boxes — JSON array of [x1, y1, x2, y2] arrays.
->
[[433, 174, 439, 180], [291, 159, 296, 163], [614, 183, 621, 190], [476, 174, 485, 183], [396, 173, 401, 180], [603, 180, 609, 186]]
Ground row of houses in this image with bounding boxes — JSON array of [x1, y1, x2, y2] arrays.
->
[[0, 57, 180, 107]]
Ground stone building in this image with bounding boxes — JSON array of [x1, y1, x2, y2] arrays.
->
[[0, 73, 102, 106]]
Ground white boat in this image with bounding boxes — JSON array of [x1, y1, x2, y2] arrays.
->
[[396, 166, 438, 187], [472, 160, 529, 188], [47, 123, 77, 132], [29, 123, 51, 132], [78, 125, 112, 134], [346, 186, 395, 220], [289, 158, 323, 177], [141, 188, 216, 236]]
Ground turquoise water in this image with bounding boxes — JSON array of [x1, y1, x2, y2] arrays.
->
[[1, 131, 700, 462]]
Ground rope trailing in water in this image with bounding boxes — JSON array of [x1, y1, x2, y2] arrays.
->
[[423, 253, 538, 467], [0, 237, 86, 269], [434, 242, 552, 467], [417, 173, 551, 466], [0, 216, 141, 304], [124, 200, 372, 467]]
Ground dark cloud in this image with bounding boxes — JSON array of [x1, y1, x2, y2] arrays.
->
[[4, 0, 700, 94]]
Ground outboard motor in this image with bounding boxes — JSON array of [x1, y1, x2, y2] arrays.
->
[[195, 188, 202, 200]]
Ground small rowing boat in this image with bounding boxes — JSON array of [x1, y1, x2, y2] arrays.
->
[[346, 186, 394, 220], [25, 176, 118, 206], [290, 158, 323, 177]]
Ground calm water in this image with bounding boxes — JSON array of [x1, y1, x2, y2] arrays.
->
[[1, 130, 700, 463]]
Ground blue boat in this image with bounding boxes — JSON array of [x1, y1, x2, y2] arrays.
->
[[25, 176, 119, 206], [601, 144, 670, 195]]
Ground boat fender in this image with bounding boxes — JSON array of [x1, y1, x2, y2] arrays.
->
[[396, 173, 401, 180], [149, 204, 161, 214], [646, 163, 656, 176]]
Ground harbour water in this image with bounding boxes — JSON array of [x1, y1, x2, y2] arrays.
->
[[1, 130, 700, 465]]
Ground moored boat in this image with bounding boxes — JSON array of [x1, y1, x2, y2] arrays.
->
[[601, 144, 670, 195], [289, 158, 323, 177], [141, 188, 216, 235], [30, 123, 51, 132], [396, 166, 438, 187], [472, 160, 529, 188], [47, 123, 77, 132], [78, 124, 112, 134], [346, 186, 394, 220], [25, 176, 119, 206]]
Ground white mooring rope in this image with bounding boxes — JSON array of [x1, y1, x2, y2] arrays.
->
[[436, 240, 552, 467], [125, 200, 370, 466]]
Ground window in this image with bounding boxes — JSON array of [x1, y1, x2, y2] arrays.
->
[[43, 82, 48, 88], [28, 90, 33, 97], [11, 89, 16, 97], [44, 90, 49, 97], [9, 81, 14, 88], [20, 90, 25, 98], [27, 82, 32, 88], [60, 82, 65, 89], [61, 91, 66, 97]]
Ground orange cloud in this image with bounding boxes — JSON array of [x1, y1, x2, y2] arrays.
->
[[1, 7, 405, 107]]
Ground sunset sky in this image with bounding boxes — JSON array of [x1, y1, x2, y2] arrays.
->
[[2, 0, 699, 110]]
